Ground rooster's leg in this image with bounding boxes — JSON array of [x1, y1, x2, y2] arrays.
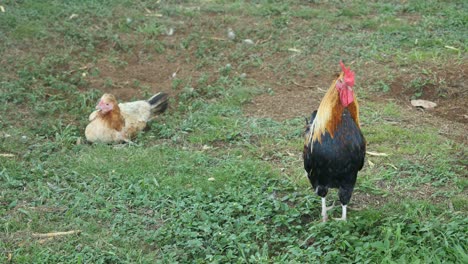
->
[[334, 204, 347, 221], [321, 198, 335, 222]]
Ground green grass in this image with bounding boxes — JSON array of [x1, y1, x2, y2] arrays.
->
[[1, 0, 467, 263]]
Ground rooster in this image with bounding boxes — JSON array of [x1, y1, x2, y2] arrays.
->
[[303, 62, 366, 222], [85, 92, 168, 143]]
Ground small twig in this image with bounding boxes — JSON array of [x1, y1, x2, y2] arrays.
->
[[317, 87, 327, 93], [67, 63, 93, 74], [448, 201, 454, 211], [256, 34, 272, 45], [209, 37, 227, 41], [366, 151, 388, 157], [38, 237, 55, 244], [171, 66, 181, 78], [32, 230, 81, 238], [144, 13, 163, 17], [288, 48, 301, 53], [385, 163, 398, 170], [292, 80, 317, 89]]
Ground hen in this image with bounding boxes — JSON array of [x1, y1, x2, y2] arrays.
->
[[303, 62, 366, 222], [85, 92, 168, 143]]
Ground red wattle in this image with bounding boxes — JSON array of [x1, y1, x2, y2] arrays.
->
[[340, 88, 354, 107]]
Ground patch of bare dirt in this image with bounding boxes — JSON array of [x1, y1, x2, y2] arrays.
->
[[243, 61, 467, 144], [87, 50, 189, 102], [388, 63, 468, 124], [245, 88, 321, 120], [351, 192, 389, 210], [244, 70, 336, 120]]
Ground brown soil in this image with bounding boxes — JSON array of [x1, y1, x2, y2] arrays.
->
[[88, 48, 194, 102], [387, 63, 468, 124], [245, 61, 468, 124], [244, 64, 344, 120]]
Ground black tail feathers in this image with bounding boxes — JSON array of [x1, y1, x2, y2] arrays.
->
[[147, 92, 169, 114]]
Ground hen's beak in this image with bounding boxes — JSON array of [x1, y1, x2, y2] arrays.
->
[[96, 100, 103, 111]]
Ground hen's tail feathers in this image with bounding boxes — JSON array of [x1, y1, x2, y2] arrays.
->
[[147, 92, 169, 114]]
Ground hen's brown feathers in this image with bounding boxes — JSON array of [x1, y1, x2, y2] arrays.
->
[[96, 94, 125, 131], [98, 107, 124, 131]]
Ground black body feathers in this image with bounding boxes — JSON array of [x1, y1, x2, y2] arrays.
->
[[303, 109, 365, 205]]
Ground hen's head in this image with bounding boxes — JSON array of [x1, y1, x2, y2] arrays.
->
[[335, 61, 355, 107], [96, 94, 117, 114]]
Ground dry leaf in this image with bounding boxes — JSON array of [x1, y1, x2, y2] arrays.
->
[[368, 159, 375, 168], [0, 6, 5, 13], [0, 153, 15, 158], [411, 99, 437, 109]]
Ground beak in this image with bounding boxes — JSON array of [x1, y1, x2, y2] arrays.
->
[[96, 101, 103, 111]]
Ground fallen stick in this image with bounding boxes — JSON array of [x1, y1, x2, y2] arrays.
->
[[366, 151, 388, 157], [209, 37, 227, 41], [32, 230, 81, 238], [38, 237, 55, 244], [292, 80, 317, 89]]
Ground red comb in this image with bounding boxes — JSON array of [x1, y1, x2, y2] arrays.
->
[[340, 61, 355, 87]]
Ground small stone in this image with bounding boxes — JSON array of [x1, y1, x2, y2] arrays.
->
[[243, 39, 255, 45], [411, 99, 437, 109], [166, 27, 174, 36], [202, 145, 211, 150], [227, 28, 236, 40]]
